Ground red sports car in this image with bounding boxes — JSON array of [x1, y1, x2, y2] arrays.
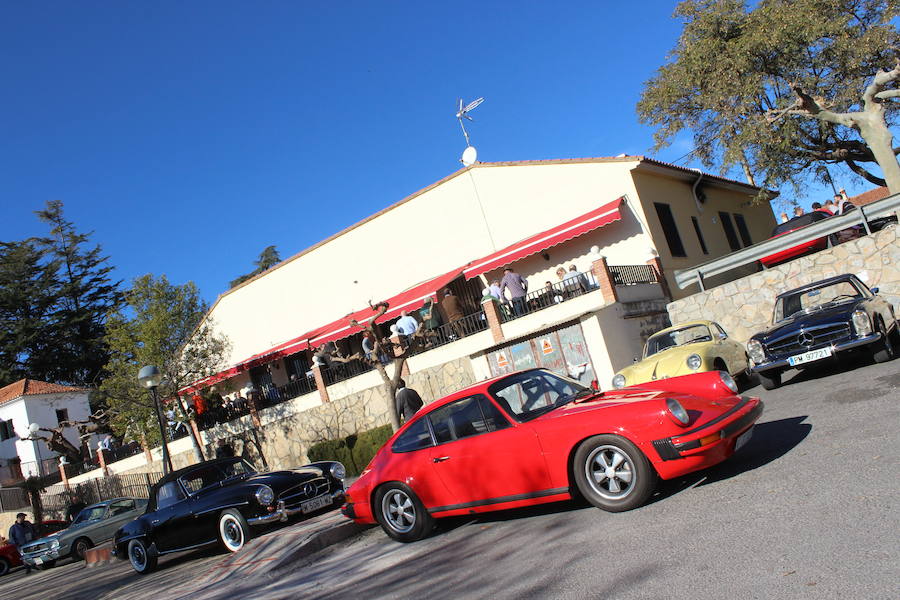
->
[[760, 211, 831, 268], [342, 368, 763, 542], [0, 520, 68, 576]]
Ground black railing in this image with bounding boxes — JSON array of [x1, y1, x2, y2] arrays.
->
[[501, 277, 595, 323], [105, 443, 145, 463], [320, 358, 375, 386], [260, 376, 317, 409], [40, 471, 162, 515], [610, 264, 659, 285], [197, 400, 254, 431], [412, 310, 489, 354]]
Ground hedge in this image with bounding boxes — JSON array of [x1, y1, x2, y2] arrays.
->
[[307, 424, 393, 477]]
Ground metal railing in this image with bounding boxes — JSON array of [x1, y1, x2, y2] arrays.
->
[[261, 376, 317, 408], [610, 264, 659, 285], [41, 471, 162, 514], [197, 401, 253, 431], [674, 192, 900, 290], [411, 310, 489, 354], [501, 277, 595, 323], [0, 487, 29, 511], [320, 358, 375, 386]]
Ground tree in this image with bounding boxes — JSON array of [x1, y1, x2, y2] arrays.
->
[[0, 240, 58, 386], [35, 200, 123, 386], [229, 245, 281, 288], [638, 0, 900, 195], [100, 275, 230, 455]]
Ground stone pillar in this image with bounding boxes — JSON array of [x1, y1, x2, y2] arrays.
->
[[646, 255, 671, 300], [59, 462, 71, 491], [591, 255, 619, 304], [481, 297, 505, 343], [189, 419, 203, 449], [97, 449, 109, 477], [311, 364, 330, 403]]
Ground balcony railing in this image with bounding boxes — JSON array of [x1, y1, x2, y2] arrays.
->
[[609, 264, 658, 285], [320, 358, 375, 386], [407, 310, 490, 356], [501, 277, 596, 323]]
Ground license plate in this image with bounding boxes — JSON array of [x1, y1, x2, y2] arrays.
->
[[787, 346, 833, 366], [735, 427, 753, 451], [301, 494, 331, 514], [33, 556, 43, 565]]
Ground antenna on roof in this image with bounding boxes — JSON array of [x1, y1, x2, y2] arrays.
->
[[456, 97, 484, 166]]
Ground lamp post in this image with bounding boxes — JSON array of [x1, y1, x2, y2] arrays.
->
[[28, 423, 42, 477], [138, 365, 174, 475]]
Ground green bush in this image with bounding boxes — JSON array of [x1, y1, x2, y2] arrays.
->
[[307, 424, 393, 477]]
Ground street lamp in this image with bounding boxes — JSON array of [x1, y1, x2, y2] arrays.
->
[[138, 365, 173, 474], [28, 423, 42, 477]]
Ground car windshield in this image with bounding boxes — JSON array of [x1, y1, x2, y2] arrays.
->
[[179, 459, 257, 494], [774, 280, 863, 322], [644, 324, 712, 358], [488, 370, 589, 422], [72, 506, 106, 525]]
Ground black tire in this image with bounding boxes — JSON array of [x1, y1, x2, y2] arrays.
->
[[35, 560, 56, 570], [127, 538, 158, 575], [872, 318, 895, 363], [218, 509, 252, 553], [72, 537, 93, 561], [374, 483, 434, 543], [0, 557, 9, 576], [713, 359, 728, 373], [759, 370, 781, 390], [573, 434, 657, 512]]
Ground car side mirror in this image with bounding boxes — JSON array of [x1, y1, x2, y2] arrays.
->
[[717, 333, 728, 340], [632, 357, 639, 363], [871, 287, 879, 294]]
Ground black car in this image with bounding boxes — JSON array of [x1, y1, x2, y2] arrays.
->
[[112, 457, 345, 574], [747, 274, 898, 390]]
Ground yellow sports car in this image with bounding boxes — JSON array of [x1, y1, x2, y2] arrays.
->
[[612, 320, 749, 389]]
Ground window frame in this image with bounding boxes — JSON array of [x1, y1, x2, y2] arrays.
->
[[391, 416, 436, 454], [55, 408, 69, 425], [733, 213, 753, 247], [653, 202, 687, 258], [690, 216, 709, 254], [427, 394, 508, 446], [718, 211, 742, 251]]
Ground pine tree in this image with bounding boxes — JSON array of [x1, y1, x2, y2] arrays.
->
[[229, 245, 281, 288]]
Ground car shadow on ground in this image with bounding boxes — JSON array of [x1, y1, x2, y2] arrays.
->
[[649, 415, 812, 501], [743, 351, 885, 393]]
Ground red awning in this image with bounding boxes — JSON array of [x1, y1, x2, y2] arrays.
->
[[178, 269, 463, 393], [462, 197, 624, 280]]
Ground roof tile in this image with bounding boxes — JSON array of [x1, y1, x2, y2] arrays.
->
[[0, 379, 87, 406]]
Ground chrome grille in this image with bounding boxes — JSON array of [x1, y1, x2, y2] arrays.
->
[[279, 477, 330, 507], [766, 323, 851, 356], [24, 543, 48, 553]]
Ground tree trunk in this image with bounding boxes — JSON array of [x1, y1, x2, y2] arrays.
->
[[176, 396, 205, 463], [856, 114, 900, 194]]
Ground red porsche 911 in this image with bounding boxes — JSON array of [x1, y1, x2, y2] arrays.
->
[[342, 368, 763, 542]]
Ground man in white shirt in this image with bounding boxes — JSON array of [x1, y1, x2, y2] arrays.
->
[[396, 311, 420, 348]]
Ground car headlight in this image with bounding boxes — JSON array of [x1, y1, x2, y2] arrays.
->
[[330, 462, 346, 480], [851, 310, 872, 336], [50, 539, 60, 549], [612, 374, 626, 389], [254, 485, 275, 505], [719, 371, 739, 394], [686, 354, 702, 370], [747, 339, 765, 364], [666, 397, 690, 426]]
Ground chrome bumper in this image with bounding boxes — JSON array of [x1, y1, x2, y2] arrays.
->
[[22, 549, 60, 565], [751, 332, 882, 373], [247, 489, 345, 526]]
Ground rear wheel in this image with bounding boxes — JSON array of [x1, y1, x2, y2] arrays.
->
[[573, 435, 656, 512], [374, 483, 433, 543], [72, 537, 93, 561], [759, 370, 781, 390], [218, 509, 252, 552], [872, 318, 895, 363], [127, 538, 157, 575]]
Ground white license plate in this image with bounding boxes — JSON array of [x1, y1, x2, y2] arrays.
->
[[33, 556, 43, 565], [301, 494, 331, 514], [735, 427, 753, 451], [787, 346, 833, 366]]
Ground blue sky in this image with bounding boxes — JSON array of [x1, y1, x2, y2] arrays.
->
[[1, 1, 878, 303]]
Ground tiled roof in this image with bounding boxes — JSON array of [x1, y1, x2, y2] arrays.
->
[[849, 186, 891, 207], [0, 379, 87, 406]]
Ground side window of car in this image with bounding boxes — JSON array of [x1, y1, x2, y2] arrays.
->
[[391, 418, 434, 453], [109, 500, 135, 516], [477, 396, 511, 432], [712, 323, 727, 338], [429, 396, 493, 444], [156, 482, 186, 510]]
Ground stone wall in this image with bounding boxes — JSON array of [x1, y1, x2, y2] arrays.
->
[[668, 227, 900, 343]]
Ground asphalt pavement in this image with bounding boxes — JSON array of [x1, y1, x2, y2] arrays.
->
[[1, 354, 897, 600]]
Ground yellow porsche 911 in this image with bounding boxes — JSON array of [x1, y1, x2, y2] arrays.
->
[[612, 320, 749, 389]]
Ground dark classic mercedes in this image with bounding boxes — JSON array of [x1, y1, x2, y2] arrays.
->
[[112, 457, 345, 574], [747, 274, 898, 390]]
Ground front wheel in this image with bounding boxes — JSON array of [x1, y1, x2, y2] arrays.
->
[[72, 537, 93, 561], [218, 509, 252, 552], [573, 435, 656, 512], [127, 538, 158, 575], [374, 483, 434, 543], [872, 319, 895, 363], [758, 370, 781, 390]]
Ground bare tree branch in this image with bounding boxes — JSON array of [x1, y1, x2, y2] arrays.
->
[[845, 159, 887, 187]]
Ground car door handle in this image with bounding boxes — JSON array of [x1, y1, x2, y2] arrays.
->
[[432, 456, 451, 463], [151, 519, 160, 525]]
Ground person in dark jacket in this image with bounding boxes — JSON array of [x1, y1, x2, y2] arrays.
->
[[395, 379, 424, 423], [215, 438, 236, 459], [9, 513, 37, 573]]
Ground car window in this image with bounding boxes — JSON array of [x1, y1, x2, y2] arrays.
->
[[391, 418, 433, 453], [156, 482, 186, 509], [428, 396, 493, 444], [774, 280, 862, 322], [181, 465, 226, 494], [477, 396, 511, 432], [489, 370, 585, 422], [108, 500, 135, 516], [37, 522, 68, 536], [645, 324, 712, 357], [73, 506, 106, 524], [712, 323, 727, 338]]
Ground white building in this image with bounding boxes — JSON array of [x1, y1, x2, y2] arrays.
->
[[0, 379, 92, 483]]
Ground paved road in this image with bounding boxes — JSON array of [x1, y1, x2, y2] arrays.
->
[[1, 356, 897, 599]]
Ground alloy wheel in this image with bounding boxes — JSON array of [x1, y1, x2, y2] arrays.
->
[[220, 515, 244, 550], [129, 542, 146, 571], [585, 445, 636, 499], [382, 489, 416, 534]]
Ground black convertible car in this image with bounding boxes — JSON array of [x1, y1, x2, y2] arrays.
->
[[113, 457, 345, 574], [747, 274, 898, 390]]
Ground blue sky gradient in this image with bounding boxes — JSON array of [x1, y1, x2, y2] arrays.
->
[[1, 2, 877, 302]]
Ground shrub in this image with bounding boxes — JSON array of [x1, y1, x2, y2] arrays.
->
[[307, 424, 393, 477]]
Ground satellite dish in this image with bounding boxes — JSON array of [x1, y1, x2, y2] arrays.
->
[[461, 145, 478, 166]]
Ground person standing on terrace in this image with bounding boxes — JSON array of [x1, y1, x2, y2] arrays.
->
[[500, 267, 528, 316]]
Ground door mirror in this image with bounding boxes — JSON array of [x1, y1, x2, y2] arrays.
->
[[871, 287, 879, 294]]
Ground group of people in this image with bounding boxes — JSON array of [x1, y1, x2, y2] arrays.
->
[[780, 190, 856, 223], [483, 264, 591, 317]]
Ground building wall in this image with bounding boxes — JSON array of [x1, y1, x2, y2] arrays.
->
[[629, 170, 776, 299], [667, 227, 900, 344]]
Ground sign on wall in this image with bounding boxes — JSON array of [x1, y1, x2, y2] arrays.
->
[[486, 322, 596, 387]]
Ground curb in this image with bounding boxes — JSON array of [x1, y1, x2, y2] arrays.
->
[[84, 545, 112, 568], [270, 519, 373, 572]]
